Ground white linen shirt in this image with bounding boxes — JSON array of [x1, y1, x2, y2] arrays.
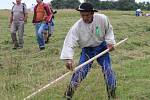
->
[[60, 14, 116, 60]]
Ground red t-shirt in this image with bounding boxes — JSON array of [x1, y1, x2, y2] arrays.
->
[[33, 3, 53, 23], [35, 4, 45, 22]]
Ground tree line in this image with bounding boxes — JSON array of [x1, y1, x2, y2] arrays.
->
[[51, 0, 150, 10]]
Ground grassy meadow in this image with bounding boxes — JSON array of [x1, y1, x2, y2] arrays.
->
[[0, 9, 150, 100]]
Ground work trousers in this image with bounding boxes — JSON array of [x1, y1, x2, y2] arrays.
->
[[35, 22, 47, 48], [11, 21, 24, 47], [70, 41, 116, 90]]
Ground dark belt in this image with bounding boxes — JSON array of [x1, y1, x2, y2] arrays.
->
[[35, 21, 43, 23]]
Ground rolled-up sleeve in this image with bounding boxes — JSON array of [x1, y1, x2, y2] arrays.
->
[[104, 16, 116, 45]]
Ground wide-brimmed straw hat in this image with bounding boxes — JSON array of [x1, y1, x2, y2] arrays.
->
[[76, 2, 98, 12]]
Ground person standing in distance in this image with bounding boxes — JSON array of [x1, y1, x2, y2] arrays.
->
[[60, 2, 117, 100]]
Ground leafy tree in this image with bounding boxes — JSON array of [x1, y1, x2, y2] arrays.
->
[[51, 0, 65, 9], [145, 2, 150, 10], [51, 0, 150, 11], [98, 1, 115, 10], [115, 0, 137, 10], [64, 0, 80, 9], [84, 0, 99, 9], [51, 0, 80, 9]]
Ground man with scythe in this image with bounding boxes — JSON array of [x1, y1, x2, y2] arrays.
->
[[60, 2, 117, 100]]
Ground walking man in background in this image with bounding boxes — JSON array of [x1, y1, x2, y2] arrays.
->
[[60, 2, 117, 100], [9, 0, 28, 49], [32, 0, 52, 50]]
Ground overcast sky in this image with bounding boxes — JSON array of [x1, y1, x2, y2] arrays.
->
[[0, 0, 150, 9]]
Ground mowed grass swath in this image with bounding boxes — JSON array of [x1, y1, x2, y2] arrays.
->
[[0, 9, 150, 100]]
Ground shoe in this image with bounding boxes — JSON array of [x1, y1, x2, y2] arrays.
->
[[12, 43, 19, 49], [107, 88, 116, 100], [64, 85, 74, 100], [45, 35, 50, 44], [40, 47, 45, 50], [64, 91, 73, 100], [110, 88, 116, 98], [48, 34, 51, 37], [18, 46, 23, 49], [45, 39, 49, 44], [12, 46, 17, 49]]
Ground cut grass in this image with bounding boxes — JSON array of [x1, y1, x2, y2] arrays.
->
[[0, 10, 150, 100]]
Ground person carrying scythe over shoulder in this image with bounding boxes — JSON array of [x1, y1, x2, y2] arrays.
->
[[60, 2, 117, 100]]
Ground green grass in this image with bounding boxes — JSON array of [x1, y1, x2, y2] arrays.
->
[[0, 9, 150, 100]]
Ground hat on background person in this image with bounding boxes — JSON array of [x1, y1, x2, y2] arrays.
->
[[76, 2, 98, 12]]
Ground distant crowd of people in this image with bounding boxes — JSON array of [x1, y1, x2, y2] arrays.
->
[[135, 8, 150, 17]]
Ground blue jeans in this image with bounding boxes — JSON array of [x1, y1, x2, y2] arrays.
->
[[70, 41, 116, 89], [43, 18, 54, 35], [35, 23, 47, 48]]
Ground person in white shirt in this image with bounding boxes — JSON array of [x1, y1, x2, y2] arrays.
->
[[60, 2, 116, 100], [136, 8, 142, 16]]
